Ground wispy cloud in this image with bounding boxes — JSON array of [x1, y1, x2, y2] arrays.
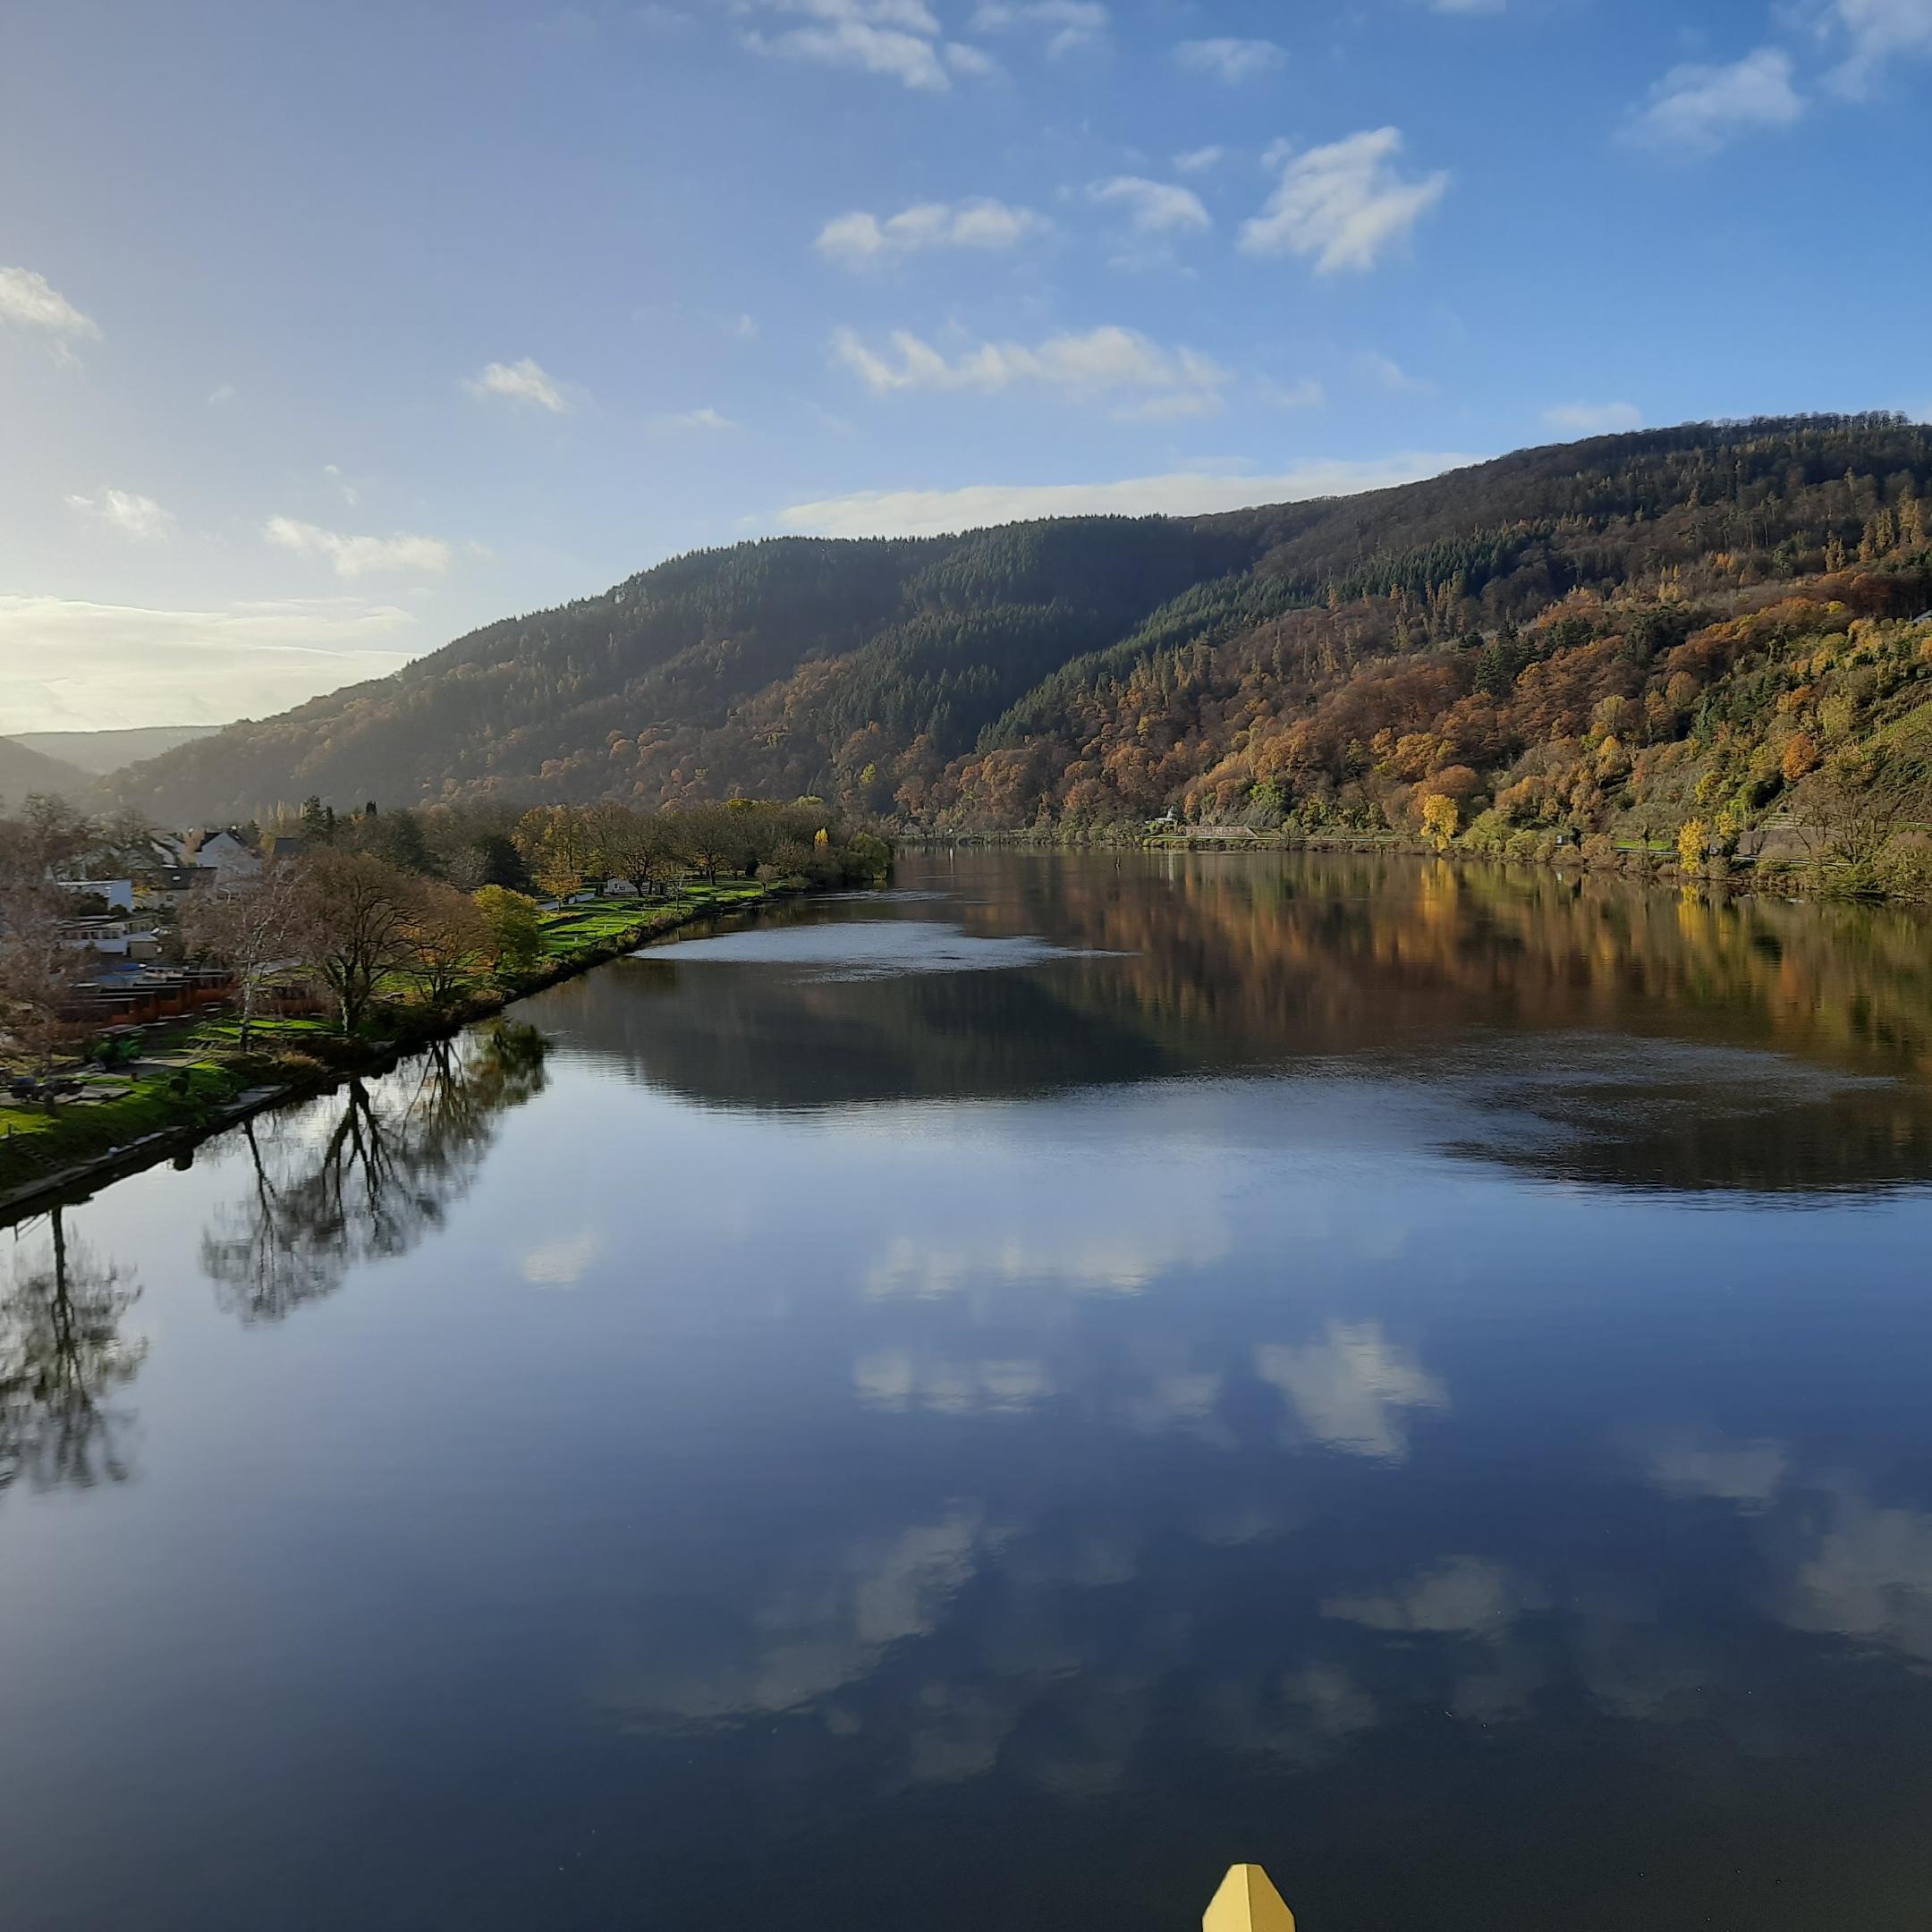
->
[[1174, 36, 1286, 82], [1627, 47, 1803, 152], [1429, 0, 1505, 14], [208, 382, 238, 406], [775, 453, 1477, 536], [64, 487, 174, 540], [1174, 145, 1224, 174], [1089, 176, 1211, 234], [970, 0, 1107, 57], [1828, 0, 1932, 96], [832, 322, 1228, 419], [264, 516, 453, 580], [665, 406, 740, 429], [467, 356, 573, 412], [0, 266, 101, 361], [0, 594, 421, 734], [1241, 128, 1448, 273], [816, 198, 1047, 266], [1543, 401, 1643, 434]]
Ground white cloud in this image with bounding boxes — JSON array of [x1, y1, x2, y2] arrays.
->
[[740, 0, 988, 89], [775, 452, 1475, 536], [321, 462, 361, 507], [0, 266, 101, 348], [1174, 145, 1224, 174], [1829, 0, 1932, 94], [1089, 176, 1211, 234], [1174, 36, 1286, 82], [1241, 127, 1448, 273], [831, 322, 1228, 418], [64, 487, 174, 541], [1543, 400, 1643, 435], [816, 198, 1047, 266], [0, 595, 421, 734], [1356, 349, 1429, 393], [466, 356, 572, 412], [1628, 47, 1803, 152], [665, 406, 740, 429], [207, 383, 238, 406], [970, 0, 1107, 56], [264, 516, 453, 580], [1430, 0, 1504, 13], [1255, 1321, 1448, 1462]]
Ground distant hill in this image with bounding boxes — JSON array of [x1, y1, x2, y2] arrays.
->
[[0, 736, 97, 807], [12, 724, 219, 775], [109, 415, 1932, 843]]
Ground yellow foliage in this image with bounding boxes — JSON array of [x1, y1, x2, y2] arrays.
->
[[1678, 818, 1709, 875], [1421, 792, 1460, 852]]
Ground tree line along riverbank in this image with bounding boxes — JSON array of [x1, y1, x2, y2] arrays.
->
[[0, 798, 891, 1215]]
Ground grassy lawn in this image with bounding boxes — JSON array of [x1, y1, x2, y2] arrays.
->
[[0, 1057, 248, 1170], [536, 883, 772, 954]]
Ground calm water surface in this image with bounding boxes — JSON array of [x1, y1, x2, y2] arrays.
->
[[6, 851, 1932, 1930]]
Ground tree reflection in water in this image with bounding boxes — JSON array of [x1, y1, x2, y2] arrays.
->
[[0, 1205, 145, 1496], [200, 1021, 547, 1323]]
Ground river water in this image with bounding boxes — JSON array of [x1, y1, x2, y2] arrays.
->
[[5, 851, 1932, 1930]]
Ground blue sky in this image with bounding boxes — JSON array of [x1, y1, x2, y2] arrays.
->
[[3, 0, 1928, 733]]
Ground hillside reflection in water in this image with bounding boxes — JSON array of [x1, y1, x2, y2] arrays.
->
[[2, 852, 1931, 1932]]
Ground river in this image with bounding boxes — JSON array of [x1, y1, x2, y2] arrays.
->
[[4, 850, 1932, 1930]]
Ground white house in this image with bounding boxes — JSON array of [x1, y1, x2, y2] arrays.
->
[[53, 876, 135, 911], [190, 830, 261, 880]]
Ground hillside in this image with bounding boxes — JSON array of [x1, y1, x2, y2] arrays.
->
[[12, 724, 218, 775], [113, 415, 1932, 844], [0, 736, 96, 807]]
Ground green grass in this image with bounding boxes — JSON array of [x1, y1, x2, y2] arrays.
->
[[0, 1059, 249, 1178]]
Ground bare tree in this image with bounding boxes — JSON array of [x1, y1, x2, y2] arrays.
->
[[294, 850, 416, 1033], [180, 862, 309, 1050], [1798, 740, 1928, 895]]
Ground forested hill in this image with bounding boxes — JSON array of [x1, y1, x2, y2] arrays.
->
[[0, 736, 95, 807], [114, 414, 1932, 843]]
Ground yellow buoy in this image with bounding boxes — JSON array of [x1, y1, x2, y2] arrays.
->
[[1203, 1864, 1295, 1932]]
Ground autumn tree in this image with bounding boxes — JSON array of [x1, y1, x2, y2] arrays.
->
[[398, 880, 491, 1010], [513, 806, 597, 899], [474, 886, 547, 979], [1420, 793, 1460, 852], [1677, 818, 1709, 877]]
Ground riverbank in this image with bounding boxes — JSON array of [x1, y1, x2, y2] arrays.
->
[[901, 826, 1929, 900], [0, 879, 789, 1219]]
